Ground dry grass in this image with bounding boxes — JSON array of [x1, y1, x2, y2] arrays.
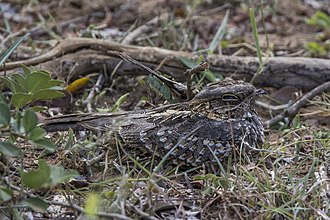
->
[[1, 1, 330, 219]]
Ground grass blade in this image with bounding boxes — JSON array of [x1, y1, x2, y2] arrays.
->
[[0, 33, 30, 66], [249, 8, 263, 65], [208, 9, 230, 54]]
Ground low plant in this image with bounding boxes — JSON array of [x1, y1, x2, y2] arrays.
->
[[0, 65, 77, 215], [305, 11, 330, 57]]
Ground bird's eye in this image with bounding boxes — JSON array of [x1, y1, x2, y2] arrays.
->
[[222, 94, 239, 101]]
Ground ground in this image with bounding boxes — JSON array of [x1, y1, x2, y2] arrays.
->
[[0, 0, 330, 219]]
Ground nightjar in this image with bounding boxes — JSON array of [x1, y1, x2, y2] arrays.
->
[[44, 80, 265, 167]]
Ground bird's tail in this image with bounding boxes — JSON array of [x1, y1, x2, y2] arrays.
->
[[41, 112, 128, 132]]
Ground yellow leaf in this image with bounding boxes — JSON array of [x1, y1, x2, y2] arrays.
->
[[65, 77, 90, 93]]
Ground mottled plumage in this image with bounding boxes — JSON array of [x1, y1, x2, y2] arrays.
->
[[44, 80, 264, 166]]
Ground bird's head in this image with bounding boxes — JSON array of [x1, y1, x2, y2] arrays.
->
[[190, 80, 265, 117]]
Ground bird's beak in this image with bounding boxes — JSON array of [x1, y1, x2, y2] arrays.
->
[[255, 88, 267, 95]]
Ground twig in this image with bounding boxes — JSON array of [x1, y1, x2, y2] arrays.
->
[[131, 206, 159, 220], [200, 3, 231, 16], [85, 150, 106, 166], [45, 200, 134, 220], [102, 148, 110, 179], [264, 81, 330, 128], [0, 205, 28, 209], [113, 51, 187, 98], [2, 176, 133, 220], [10, 12, 105, 40], [121, 13, 169, 44], [83, 74, 105, 112], [109, 60, 123, 90], [183, 62, 209, 100], [256, 100, 289, 111]]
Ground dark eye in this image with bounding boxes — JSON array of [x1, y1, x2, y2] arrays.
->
[[222, 94, 239, 101]]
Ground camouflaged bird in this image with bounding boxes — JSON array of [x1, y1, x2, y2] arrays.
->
[[44, 80, 265, 166]]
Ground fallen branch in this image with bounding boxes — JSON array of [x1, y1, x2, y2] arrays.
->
[[263, 81, 330, 128], [1, 38, 330, 90]]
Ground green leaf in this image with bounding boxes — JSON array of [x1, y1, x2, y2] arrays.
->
[[0, 94, 6, 103], [104, 191, 116, 199], [64, 128, 74, 149], [0, 76, 26, 93], [11, 209, 24, 220], [0, 77, 14, 91], [180, 55, 219, 84], [84, 193, 100, 217], [0, 33, 30, 66], [30, 138, 55, 152], [33, 89, 65, 101], [197, 54, 206, 64], [21, 64, 32, 77], [221, 40, 229, 49], [22, 197, 49, 213], [148, 75, 175, 103], [111, 93, 129, 112], [0, 186, 13, 202], [23, 108, 37, 133], [306, 11, 330, 30], [0, 141, 22, 157], [12, 93, 33, 108], [21, 159, 50, 189], [179, 57, 198, 69], [0, 102, 11, 126], [29, 106, 48, 112], [28, 127, 46, 141], [47, 79, 64, 87], [26, 71, 51, 93], [292, 113, 301, 129], [11, 112, 25, 134], [49, 165, 78, 185], [159, 83, 172, 100], [11, 73, 27, 91], [202, 69, 217, 82], [306, 42, 327, 56]]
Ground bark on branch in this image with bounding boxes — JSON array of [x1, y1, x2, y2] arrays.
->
[[1, 37, 329, 90]]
